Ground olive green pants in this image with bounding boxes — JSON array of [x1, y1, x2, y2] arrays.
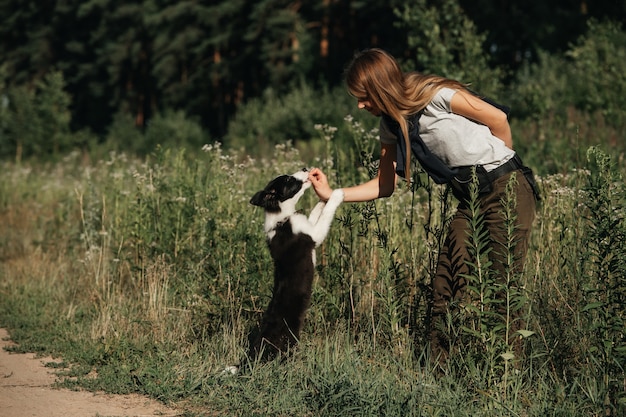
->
[[429, 170, 537, 363]]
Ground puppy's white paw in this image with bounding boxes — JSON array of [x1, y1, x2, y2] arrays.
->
[[221, 365, 239, 376], [327, 189, 345, 207]]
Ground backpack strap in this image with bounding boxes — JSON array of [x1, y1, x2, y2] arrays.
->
[[383, 112, 457, 184]]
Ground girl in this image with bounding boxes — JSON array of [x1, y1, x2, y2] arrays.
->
[[308, 48, 538, 365]]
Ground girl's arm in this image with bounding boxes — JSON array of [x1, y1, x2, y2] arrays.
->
[[309, 142, 397, 202], [450, 89, 513, 149]]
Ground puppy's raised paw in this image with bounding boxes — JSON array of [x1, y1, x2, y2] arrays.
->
[[326, 188, 345, 208], [220, 365, 239, 376]]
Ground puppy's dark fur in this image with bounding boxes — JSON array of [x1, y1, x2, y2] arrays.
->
[[248, 169, 344, 362]]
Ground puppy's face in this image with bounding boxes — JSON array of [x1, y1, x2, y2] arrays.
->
[[250, 169, 311, 212]]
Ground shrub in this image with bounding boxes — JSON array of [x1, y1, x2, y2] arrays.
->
[[0, 71, 77, 161], [395, 0, 504, 97], [506, 21, 626, 176], [224, 80, 376, 159], [105, 109, 207, 156], [567, 20, 626, 127], [579, 147, 626, 413], [508, 20, 626, 128]]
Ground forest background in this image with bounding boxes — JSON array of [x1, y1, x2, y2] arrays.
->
[[0, 0, 625, 163], [1, 1, 626, 416]]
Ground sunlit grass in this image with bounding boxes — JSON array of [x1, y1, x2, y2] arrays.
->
[[0, 136, 624, 415]]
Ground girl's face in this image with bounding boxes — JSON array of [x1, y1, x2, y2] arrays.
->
[[356, 96, 381, 116]]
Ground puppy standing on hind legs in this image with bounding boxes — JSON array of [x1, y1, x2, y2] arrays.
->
[[246, 168, 344, 366]]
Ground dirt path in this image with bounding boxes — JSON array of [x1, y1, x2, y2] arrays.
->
[[0, 328, 182, 417]]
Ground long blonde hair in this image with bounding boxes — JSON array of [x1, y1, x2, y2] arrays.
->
[[345, 48, 466, 181]]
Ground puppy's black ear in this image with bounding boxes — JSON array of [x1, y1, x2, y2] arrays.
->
[[250, 190, 266, 207], [250, 189, 281, 212]]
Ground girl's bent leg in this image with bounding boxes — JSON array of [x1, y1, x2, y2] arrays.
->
[[429, 205, 472, 366]]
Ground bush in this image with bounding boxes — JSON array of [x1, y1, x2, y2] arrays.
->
[[579, 147, 626, 412], [509, 20, 626, 128], [567, 20, 626, 127], [105, 109, 208, 156], [395, 0, 504, 97], [0, 71, 78, 161], [505, 20, 626, 175], [224, 80, 376, 159]]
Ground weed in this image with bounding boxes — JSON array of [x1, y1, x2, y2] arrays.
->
[[1, 140, 625, 415], [578, 147, 626, 414]]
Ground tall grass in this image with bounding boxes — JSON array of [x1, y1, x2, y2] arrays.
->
[[0, 127, 625, 415]]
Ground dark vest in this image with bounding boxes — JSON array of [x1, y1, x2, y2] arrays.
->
[[383, 111, 455, 184]]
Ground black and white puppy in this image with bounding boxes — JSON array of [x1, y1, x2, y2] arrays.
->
[[247, 168, 344, 363]]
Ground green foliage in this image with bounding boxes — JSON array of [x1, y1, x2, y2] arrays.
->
[[144, 111, 206, 153], [395, 0, 504, 96], [104, 111, 145, 153], [507, 50, 569, 121], [458, 0, 596, 67], [567, 20, 626, 127], [105, 109, 208, 156], [579, 147, 626, 413], [0, 0, 623, 143], [0, 6, 624, 414], [246, 0, 317, 88], [149, 1, 221, 110], [225, 81, 375, 159], [509, 20, 626, 128], [450, 171, 533, 400], [0, 0, 60, 85], [0, 71, 80, 161], [460, 169, 496, 340], [506, 21, 626, 176], [1, 140, 626, 415]]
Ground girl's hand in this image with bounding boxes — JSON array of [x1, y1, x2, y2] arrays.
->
[[308, 168, 333, 201]]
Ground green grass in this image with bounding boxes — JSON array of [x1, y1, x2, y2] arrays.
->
[[1, 135, 625, 415]]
